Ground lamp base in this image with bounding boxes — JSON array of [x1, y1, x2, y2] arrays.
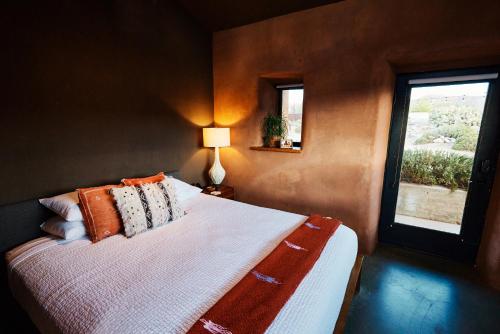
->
[[208, 146, 226, 186]]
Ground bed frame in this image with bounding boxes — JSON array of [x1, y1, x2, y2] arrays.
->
[[333, 255, 364, 334], [0, 198, 52, 332]]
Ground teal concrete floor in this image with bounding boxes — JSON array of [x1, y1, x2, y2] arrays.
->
[[345, 244, 500, 334]]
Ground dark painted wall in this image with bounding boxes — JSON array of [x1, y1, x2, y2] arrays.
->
[[0, 0, 213, 329], [1, 0, 213, 205]]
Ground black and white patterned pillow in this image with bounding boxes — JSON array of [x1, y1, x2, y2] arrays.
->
[[111, 178, 185, 237]]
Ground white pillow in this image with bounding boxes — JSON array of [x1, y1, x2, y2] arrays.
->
[[170, 177, 202, 202], [39, 191, 83, 221], [40, 216, 87, 240]]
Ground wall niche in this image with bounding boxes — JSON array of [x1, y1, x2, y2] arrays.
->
[[252, 72, 304, 153]]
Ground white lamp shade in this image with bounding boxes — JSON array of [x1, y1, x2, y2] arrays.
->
[[203, 128, 230, 147]]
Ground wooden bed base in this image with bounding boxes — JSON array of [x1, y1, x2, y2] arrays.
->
[[333, 255, 364, 334]]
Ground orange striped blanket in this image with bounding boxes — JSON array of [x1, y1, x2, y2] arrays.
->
[[188, 215, 342, 334]]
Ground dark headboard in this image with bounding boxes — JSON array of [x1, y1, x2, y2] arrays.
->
[[0, 200, 52, 255]]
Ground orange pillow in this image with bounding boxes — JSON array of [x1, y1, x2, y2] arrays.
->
[[121, 172, 165, 186], [78, 185, 123, 243]]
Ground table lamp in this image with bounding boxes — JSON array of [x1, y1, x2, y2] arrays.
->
[[203, 127, 230, 189]]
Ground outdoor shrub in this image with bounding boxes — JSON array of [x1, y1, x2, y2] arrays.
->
[[430, 105, 482, 128], [401, 150, 473, 190], [414, 124, 479, 151], [439, 124, 473, 138], [414, 131, 439, 144], [452, 127, 479, 151], [410, 99, 432, 113]]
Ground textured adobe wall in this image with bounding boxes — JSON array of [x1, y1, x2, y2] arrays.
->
[[213, 0, 500, 287], [0, 0, 213, 204]]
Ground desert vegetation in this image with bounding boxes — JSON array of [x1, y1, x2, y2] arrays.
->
[[401, 150, 473, 191], [411, 96, 482, 152]]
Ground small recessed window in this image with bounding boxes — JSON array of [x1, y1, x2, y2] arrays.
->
[[278, 84, 304, 148]]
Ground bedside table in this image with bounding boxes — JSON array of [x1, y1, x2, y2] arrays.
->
[[202, 185, 235, 200]]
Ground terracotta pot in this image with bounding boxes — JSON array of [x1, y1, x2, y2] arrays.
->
[[265, 136, 281, 148]]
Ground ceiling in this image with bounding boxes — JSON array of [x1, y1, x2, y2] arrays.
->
[[177, 0, 344, 32]]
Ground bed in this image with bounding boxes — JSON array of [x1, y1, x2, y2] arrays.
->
[[6, 193, 358, 334]]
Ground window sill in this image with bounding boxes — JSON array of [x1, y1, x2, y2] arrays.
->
[[250, 146, 302, 153]]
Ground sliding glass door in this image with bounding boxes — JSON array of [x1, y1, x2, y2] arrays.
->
[[379, 67, 500, 261]]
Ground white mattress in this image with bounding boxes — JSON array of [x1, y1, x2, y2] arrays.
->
[[7, 194, 357, 334]]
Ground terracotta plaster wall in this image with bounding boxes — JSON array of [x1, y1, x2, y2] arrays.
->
[[212, 0, 500, 286]]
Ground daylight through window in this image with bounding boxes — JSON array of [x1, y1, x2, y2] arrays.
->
[[279, 85, 304, 147]]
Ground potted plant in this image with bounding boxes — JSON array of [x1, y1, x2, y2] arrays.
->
[[262, 113, 288, 148]]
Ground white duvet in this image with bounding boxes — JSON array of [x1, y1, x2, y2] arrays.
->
[[7, 194, 357, 334]]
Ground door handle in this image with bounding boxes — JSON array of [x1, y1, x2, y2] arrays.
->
[[480, 160, 491, 174]]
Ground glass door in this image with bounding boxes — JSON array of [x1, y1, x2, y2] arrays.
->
[[379, 67, 500, 261]]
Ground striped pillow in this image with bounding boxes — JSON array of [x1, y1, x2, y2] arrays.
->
[[110, 178, 184, 238]]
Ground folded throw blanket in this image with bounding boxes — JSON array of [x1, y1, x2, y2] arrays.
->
[[188, 215, 342, 334]]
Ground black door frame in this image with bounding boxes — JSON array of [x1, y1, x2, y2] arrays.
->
[[379, 66, 500, 262]]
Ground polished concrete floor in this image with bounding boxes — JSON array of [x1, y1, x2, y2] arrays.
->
[[345, 244, 500, 334]]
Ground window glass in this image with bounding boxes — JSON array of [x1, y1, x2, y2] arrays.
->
[[281, 88, 303, 144]]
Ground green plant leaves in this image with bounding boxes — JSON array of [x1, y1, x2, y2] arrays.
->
[[414, 124, 479, 152], [401, 150, 473, 191], [262, 113, 288, 141]]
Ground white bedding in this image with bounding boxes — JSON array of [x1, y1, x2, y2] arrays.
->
[[7, 194, 357, 334]]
